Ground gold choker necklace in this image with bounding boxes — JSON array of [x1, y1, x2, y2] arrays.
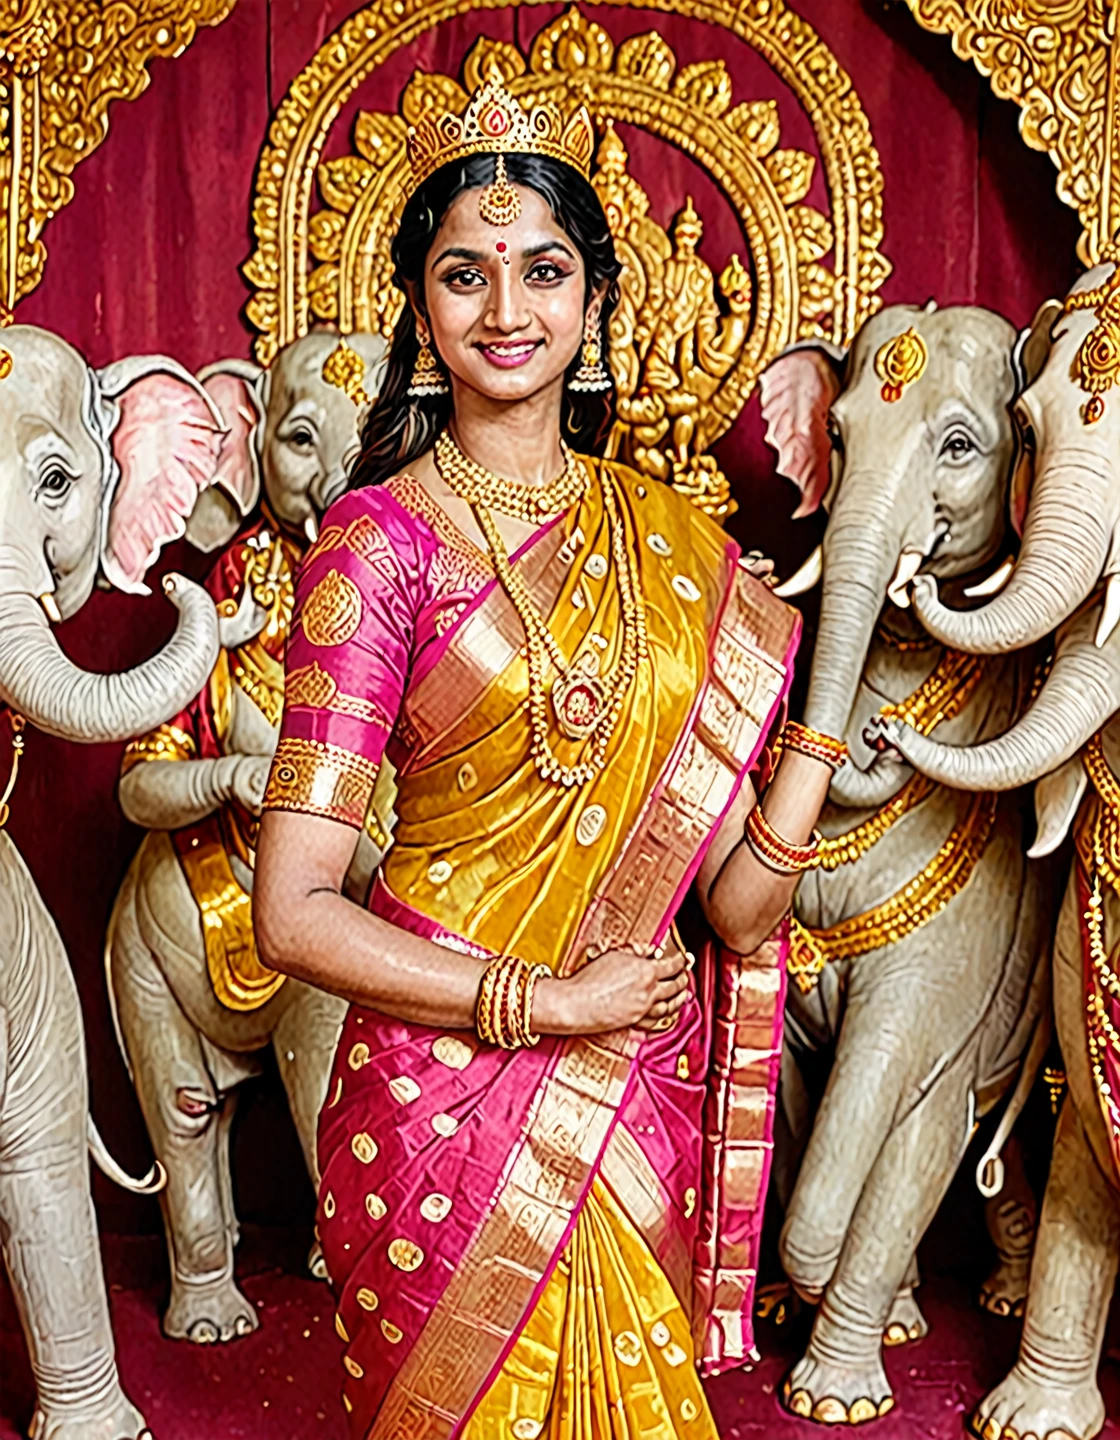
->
[[436, 430, 588, 522], [434, 431, 647, 787]]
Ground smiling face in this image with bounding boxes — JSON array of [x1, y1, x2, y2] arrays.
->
[[421, 184, 597, 406]]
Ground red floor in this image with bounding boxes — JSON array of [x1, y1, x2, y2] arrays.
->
[[2, 1249, 1118, 1440]]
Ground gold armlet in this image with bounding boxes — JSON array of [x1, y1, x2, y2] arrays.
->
[[745, 805, 821, 875], [782, 721, 847, 771]]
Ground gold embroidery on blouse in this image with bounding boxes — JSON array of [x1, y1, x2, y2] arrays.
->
[[264, 737, 378, 827], [120, 722, 196, 776], [299, 568, 362, 647], [285, 660, 392, 728]]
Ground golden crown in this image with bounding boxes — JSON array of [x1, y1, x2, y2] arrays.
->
[[404, 70, 595, 199]]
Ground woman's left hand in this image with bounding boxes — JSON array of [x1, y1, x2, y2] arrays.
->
[[634, 936, 695, 1032]]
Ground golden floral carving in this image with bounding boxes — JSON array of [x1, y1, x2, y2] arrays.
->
[[0, 0, 235, 314], [299, 568, 363, 648], [902, 0, 1112, 265], [244, 0, 889, 519]]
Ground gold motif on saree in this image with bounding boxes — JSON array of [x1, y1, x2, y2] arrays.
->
[[647, 533, 672, 557], [324, 1191, 336, 1218], [328, 1076, 343, 1107], [264, 736, 379, 827], [427, 860, 453, 884], [352, 1132, 378, 1163], [456, 763, 478, 793], [366, 1193, 388, 1220], [576, 804, 607, 846], [344, 1356, 364, 1379], [381, 1319, 403, 1343], [286, 660, 391, 727], [121, 722, 196, 775], [512, 1421, 542, 1440], [335, 1312, 349, 1342], [388, 1238, 425, 1271], [431, 1113, 459, 1136], [419, 1193, 452, 1222], [432, 1035, 474, 1068], [300, 568, 362, 647], [613, 1331, 643, 1367], [177, 831, 287, 1013], [348, 1042, 370, 1070], [584, 553, 608, 580], [356, 1288, 379, 1311], [389, 1076, 422, 1104], [650, 1320, 671, 1347], [672, 574, 702, 603]]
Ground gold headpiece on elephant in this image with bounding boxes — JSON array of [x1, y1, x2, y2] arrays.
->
[[1065, 245, 1120, 426], [404, 68, 595, 223], [873, 326, 928, 404], [321, 336, 368, 407]]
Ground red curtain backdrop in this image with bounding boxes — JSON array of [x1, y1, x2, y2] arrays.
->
[[8, 0, 1080, 1234]]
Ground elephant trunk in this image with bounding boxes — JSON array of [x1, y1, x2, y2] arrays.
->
[[882, 608, 1120, 790], [0, 577, 219, 743], [910, 452, 1113, 653], [805, 480, 909, 745]]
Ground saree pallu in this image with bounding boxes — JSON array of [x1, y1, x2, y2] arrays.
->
[[264, 460, 799, 1438]]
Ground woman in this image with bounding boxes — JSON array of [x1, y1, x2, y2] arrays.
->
[[254, 71, 838, 1440]]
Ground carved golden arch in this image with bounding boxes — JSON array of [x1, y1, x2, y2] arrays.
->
[[902, 0, 1112, 265], [0, 1, 235, 316]]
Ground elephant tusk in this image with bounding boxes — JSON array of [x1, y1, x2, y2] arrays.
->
[[38, 591, 62, 625], [963, 555, 1015, 599], [1097, 572, 1120, 648], [886, 549, 925, 609], [304, 514, 319, 545], [774, 544, 822, 598]]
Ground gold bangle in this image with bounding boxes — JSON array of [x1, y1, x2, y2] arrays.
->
[[782, 721, 847, 770], [494, 955, 524, 1051], [745, 805, 821, 875], [521, 964, 552, 1047], [476, 957, 502, 1046]]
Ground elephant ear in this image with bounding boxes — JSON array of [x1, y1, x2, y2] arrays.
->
[[1009, 298, 1063, 537], [758, 342, 845, 518], [93, 356, 227, 595], [185, 360, 265, 553]]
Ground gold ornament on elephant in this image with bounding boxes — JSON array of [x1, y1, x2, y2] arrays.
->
[[322, 336, 369, 407], [1065, 251, 1120, 426], [874, 326, 929, 404], [245, 1, 891, 523]]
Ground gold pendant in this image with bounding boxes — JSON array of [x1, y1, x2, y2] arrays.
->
[[551, 652, 606, 740]]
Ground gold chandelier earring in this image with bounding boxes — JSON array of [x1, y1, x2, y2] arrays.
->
[[408, 317, 449, 398], [569, 311, 612, 393]]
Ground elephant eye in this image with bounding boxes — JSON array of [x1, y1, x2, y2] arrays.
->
[[940, 430, 976, 463], [826, 417, 844, 456], [288, 426, 315, 451], [37, 464, 75, 504]]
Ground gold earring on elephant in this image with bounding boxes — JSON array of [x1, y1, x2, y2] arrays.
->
[[569, 311, 612, 393], [408, 318, 449, 397]]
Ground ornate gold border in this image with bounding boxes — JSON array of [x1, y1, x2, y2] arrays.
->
[[0, 1, 236, 315], [902, 0, 1112, 265], [244, 0, 889, 363]]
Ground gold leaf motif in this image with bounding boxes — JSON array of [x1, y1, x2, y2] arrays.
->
[[462, 36, 527, 90], [615, 32, 675, 88], [765, 148, 815, 205], [356, 1288, 379, 1311], [401, 71, 468, 126], [317, 155, 376, 215], [365, 1193, 387, 1220], [789, 206, 834, 265], [530, 6, 614, 74], [432, 1035, 475, 1069], [388, 1237, 424, 1271], [354, 110, 408, 167], [672, 60, 732, 117], [726, 99, 780, 158], [300, 570, 362, 648], [874, 326, 929, 403], [351, 1131, 378, 1164], [309, 210, 346, 263]]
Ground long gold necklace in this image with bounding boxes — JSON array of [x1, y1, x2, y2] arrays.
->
[[435, 431, 647, 787]]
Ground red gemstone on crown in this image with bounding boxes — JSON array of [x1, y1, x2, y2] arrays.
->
[[478, 103, 510, 138]]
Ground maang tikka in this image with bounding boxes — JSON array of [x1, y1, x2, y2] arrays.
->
[[569, 311, 612, 393], [408, 317, 449, 397]]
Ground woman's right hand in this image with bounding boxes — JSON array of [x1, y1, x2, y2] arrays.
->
[[535, 945, 691, 1035]]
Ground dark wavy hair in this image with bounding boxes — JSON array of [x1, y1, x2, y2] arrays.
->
[[348, 152, 622, 490]]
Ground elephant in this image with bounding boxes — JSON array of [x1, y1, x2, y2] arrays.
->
[[875, 264, 1120, 1440], [756, 302, 1053, 1425], [104, 329, 390, 1346], [0, 325, 226, 1439]]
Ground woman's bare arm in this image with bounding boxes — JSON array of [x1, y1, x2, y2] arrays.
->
[[697, 749, 832, 954], [253, 809, 691, 1035]]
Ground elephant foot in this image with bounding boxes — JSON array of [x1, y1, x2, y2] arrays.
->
[[883, 1287, 928, 1347], [308, 1237, 329, 1282], [163, 1273, 259, 1344], [782, 1350, 894, 1425], [978, 1260, 1029, 1319], [29, 1395, 148, 1440], [971, 1365, 1105, 1440]]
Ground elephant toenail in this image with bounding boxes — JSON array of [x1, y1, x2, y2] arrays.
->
[[849, 1399, 877, 1424], [884, 1323, 908, 1346], [812, 1398, 848, 1424], [1002, 1428, 1019, 1440], [788, 1389, 813, 1418], [235, 1315, 254, 1335], [982, 1419, 1002, 1440], [908, 1323, 923, 1340], [877, 1397, 894, 1417]]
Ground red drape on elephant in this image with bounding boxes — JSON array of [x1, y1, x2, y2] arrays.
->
[[7, 0, 1080, 1235]]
